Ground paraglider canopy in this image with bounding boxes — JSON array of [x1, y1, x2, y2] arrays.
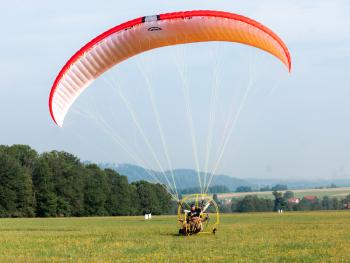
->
[[49, 10, 291, 127]]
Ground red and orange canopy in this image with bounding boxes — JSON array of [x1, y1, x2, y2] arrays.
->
[[49, 10, 291, 127]]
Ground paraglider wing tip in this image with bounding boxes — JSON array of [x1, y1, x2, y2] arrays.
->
[[50, 114, 62, 128], [49, 79, 65, 128], [287, 61, 292, 73], [49, 101, 63, 128], [287, 54, 292, 73]]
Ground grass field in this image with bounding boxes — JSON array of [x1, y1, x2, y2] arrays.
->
[[0, 211, 350, 262], [218, 187, 350, 200]]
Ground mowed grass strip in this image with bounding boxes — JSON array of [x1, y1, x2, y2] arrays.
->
[[0, 212, 349, 262]]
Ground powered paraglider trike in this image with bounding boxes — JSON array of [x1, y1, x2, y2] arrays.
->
[[178, 194, 219, 235]]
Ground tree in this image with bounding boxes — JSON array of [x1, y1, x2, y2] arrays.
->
[[0, 151, 35, 217], [260, 186, 271, 192], [213, 194, 220, 204], [0, 144, 175, 218], [273, 191, 286, 211], [235, 186, 253, 193], [321, 196, 341, 210], [208, 185, 230, 193], [341, 194, 350, 209], [328, 184, 338, 189], [32, 157, 57, 217], [180, 187, 201, 194], [283, 191, 294, 200], [321, 196, 332, 210], [235, 195, 273, 212], [133, 181, 160, 214], [179, 185, 229, 194], [237, 195, 256, 212], [43, 151, 85, 216], [83, 164, 109, 216], [153, 183, 172, 215], [297, 197, 320, 211], [128, 184, 141, 215], [332, 197, 341, 210], [105, 169, 132, 216], [6, 144, 38, 171], [271, 184, 288, 191]]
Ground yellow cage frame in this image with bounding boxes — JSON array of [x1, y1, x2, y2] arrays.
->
[[178, 193, 219, 235]]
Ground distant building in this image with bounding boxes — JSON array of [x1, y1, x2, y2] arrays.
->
[[303, 196, 317, 202], [343, 203, 350, 209], [288, 198, 300, 204]]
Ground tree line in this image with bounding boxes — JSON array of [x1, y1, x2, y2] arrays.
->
[[180, 185, 230, 195], [216, 190, 350, 213], [235, 184, 288, 193], [2, 144, 349, 217], [0, 145, 173, 218]]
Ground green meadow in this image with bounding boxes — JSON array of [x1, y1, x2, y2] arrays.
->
[[0, 211, 349, 262]]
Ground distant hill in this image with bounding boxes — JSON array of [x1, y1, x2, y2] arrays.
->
[[98, 163, 350, 191], [99, 163, 249, 191], [245, 178, 350, 190]]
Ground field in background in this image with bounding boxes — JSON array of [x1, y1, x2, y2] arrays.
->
[[0, 212, 349, 262], [218, 187, 350, 200]]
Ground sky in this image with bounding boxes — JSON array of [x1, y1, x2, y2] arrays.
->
[[1, 0, 350, 180]]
